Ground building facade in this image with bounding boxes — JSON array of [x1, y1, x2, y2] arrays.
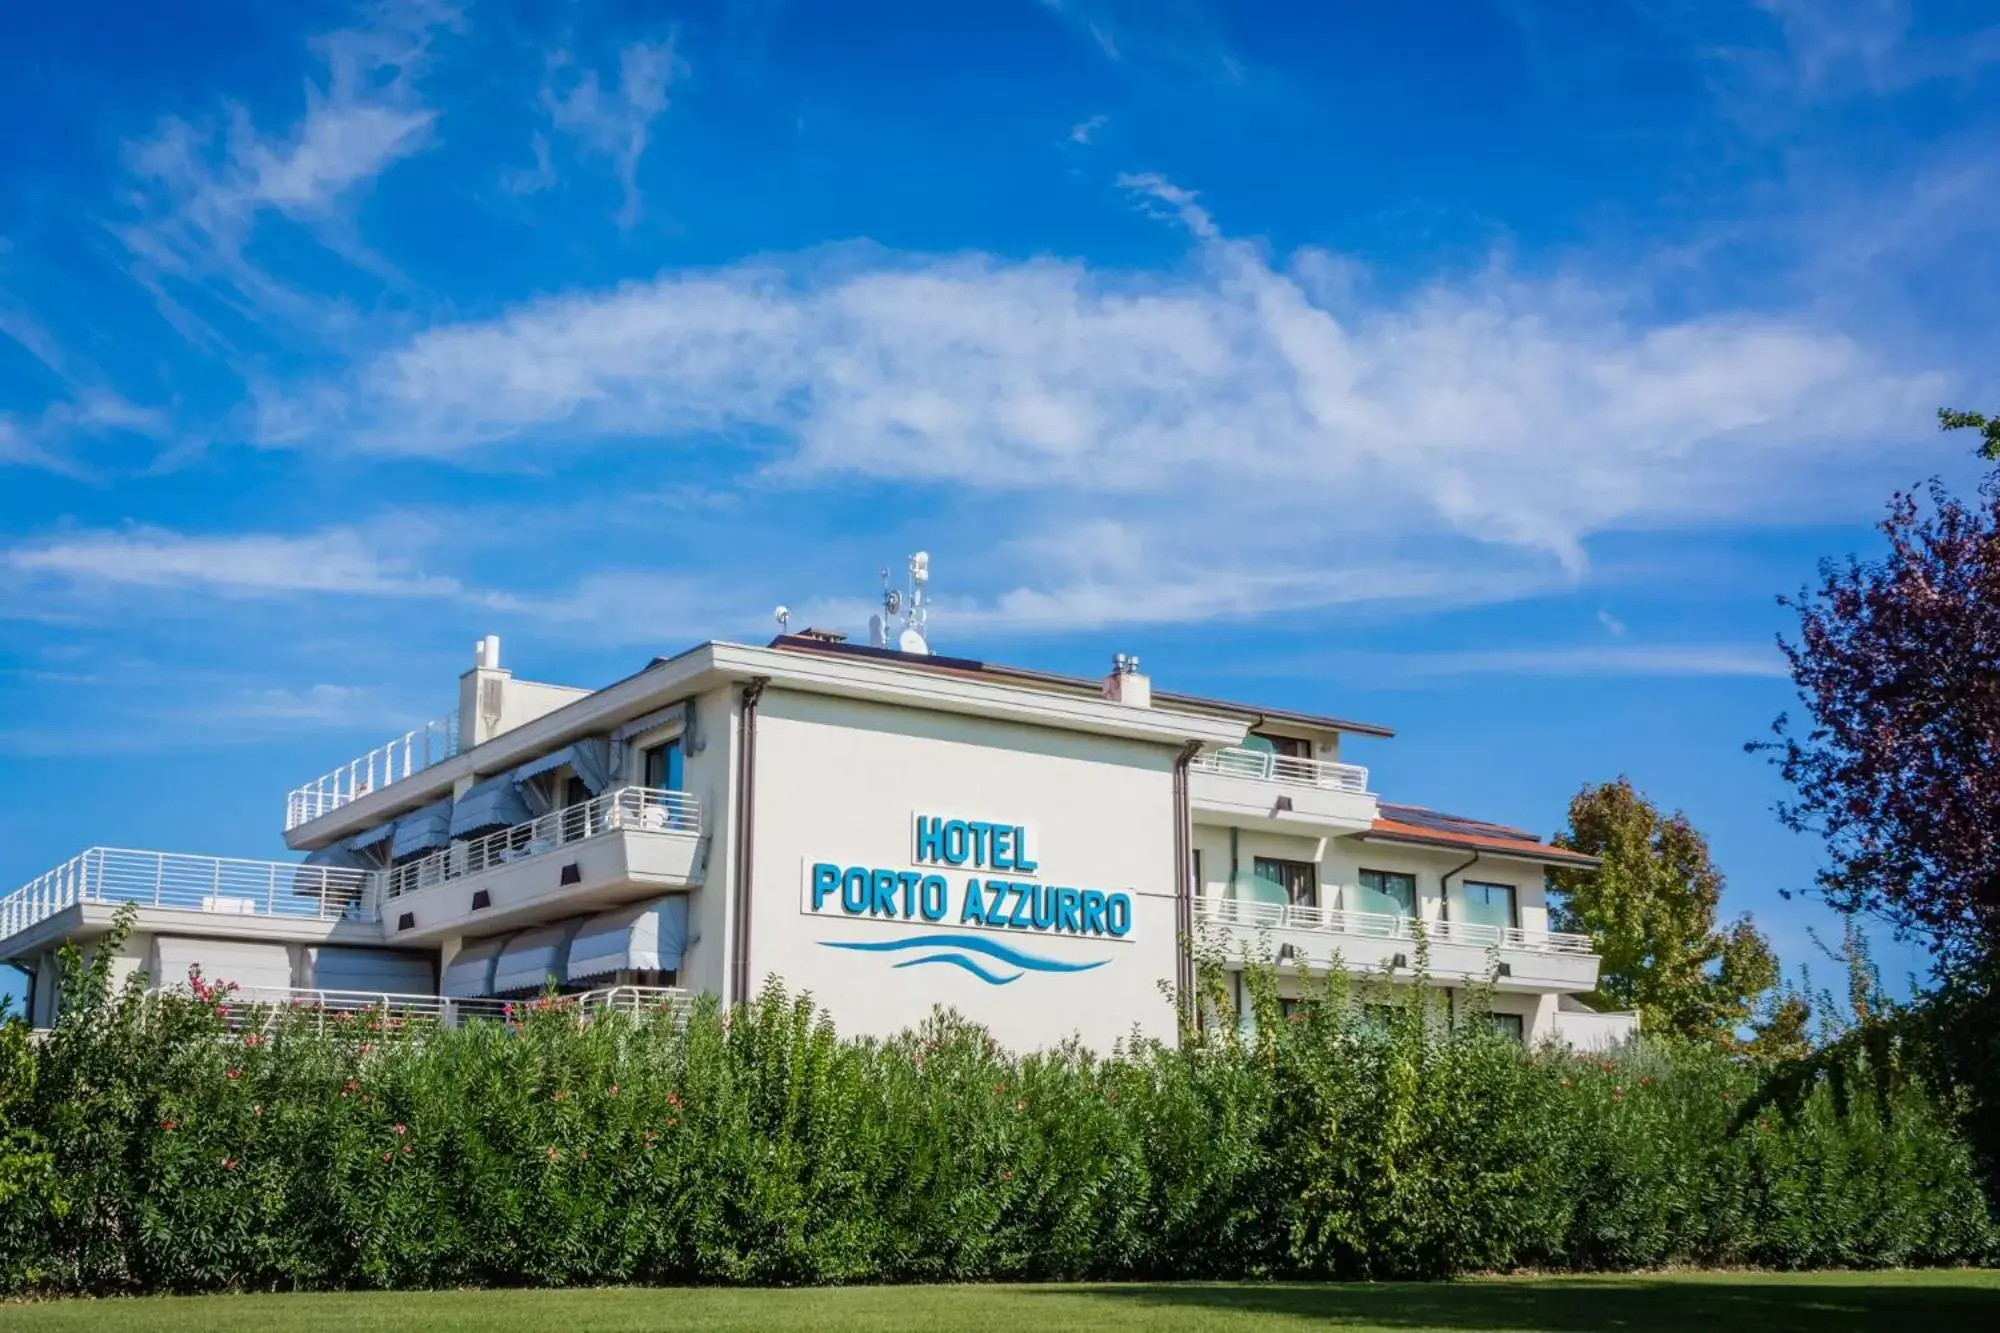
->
[[0, 628, 1637, 1052]]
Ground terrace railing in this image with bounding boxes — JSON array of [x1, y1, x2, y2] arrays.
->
[[1190, 746, 1370, 795], [0, 848, 379, 940], [200, 984, 693, 1033], [285, 712, 460, 831], [1194, 894, 1596, 956], [386, 786, 701, 900]]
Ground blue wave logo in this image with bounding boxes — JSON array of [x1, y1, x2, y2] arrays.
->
[[819, 932, 1110, 986]]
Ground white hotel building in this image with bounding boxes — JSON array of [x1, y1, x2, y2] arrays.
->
[[0, 586, 1638, 1052]]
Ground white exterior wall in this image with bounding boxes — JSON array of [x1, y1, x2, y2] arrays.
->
[[1191, 824, 1551, 933], [742, 688, 1182, 1052]]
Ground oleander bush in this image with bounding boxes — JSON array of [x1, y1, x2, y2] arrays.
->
[[0, 910, 1990, 1294]]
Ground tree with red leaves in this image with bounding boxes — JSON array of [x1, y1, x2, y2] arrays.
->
[[1763, 413, 2000, 969]]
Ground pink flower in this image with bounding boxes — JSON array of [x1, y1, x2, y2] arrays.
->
[[159, 1120, 176, 1132], [226, 1068, 241, 1081], [1014, 1100, 1025, 1112], [546, 1146, 559, 1160], [402, 1144, 412, 1155], [607, 1085, 618, 1098], [392, 1123, 406, 1135], [221, 1157, 236, 1170], [382, 1151, 392, 1161]]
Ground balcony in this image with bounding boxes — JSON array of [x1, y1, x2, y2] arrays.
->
[[285, 712, 460, 832], [381, 786, 704, 940], [1189, 746, 1376, 831], [193, 983, 692, 1033], [0, 849, 379, 950], [1194, 895, 1602, 992]]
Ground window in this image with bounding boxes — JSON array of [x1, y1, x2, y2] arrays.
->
[[1460, 882, 1517, 932], [642, 739, 684, 791], [1246, 731, 1312, 759], [1253, 856, 1318, 908], [1355, 869, 1416, 918], [1488, 1013, 1525, 1043]]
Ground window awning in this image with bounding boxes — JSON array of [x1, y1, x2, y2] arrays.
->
[[442, 937, 508, 998], [391, 799, 454, 860], [152, 937, 293, 995], [510, 736, 616, 796], [450, 774, 532, 837], [307, 947, 436, 996], [347, 819, 397, 852], [512, 746, 576, 784], [566, 896, 689, 984], [490, 921, 584, 995]]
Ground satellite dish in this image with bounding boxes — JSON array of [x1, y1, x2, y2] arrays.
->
[[898, 627, 930, 656], [884, 588, 902, 615], [774, 605, 791, 632]]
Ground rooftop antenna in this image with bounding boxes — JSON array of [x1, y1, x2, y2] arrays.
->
[[898, 551, 931, 655], [774, 605, 791, 634]]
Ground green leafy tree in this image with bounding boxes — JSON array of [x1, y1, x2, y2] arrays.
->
[[1550, 778, 1781, 1046], [1938, 407, 2000, 460]]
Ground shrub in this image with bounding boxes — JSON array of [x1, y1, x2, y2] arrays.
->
[[0, 913, 1989, 1293]]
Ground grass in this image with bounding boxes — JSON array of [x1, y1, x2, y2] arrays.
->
[[2, 1272, 1998, 1332]]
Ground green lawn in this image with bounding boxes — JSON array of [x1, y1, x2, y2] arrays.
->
[[2, 1272, 1997, 1332]]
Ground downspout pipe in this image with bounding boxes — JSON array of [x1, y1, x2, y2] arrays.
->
[[729, 676, 769, 1010], [1171, 740, 1203, 1027], [1437, 846, 1482, 928]]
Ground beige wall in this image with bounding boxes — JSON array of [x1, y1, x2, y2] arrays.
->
[[740, 687, 1182, 1052], [1191, 824, 1550, 933]]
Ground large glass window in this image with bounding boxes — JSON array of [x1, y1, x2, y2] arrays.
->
[[1354, 868, 1416, 918], [1252, 856, 1317, 908], [1245, 731, 1311, 759], [643, 739, 683, 790], [1489, 1013, 1525, 1043], [1460, 881, 1517, 932]]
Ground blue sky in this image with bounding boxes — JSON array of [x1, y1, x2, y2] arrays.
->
[[4, 0, 1999, 1005]]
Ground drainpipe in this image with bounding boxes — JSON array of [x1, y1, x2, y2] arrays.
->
[[1171, 740, 1202, 1025], [729, 677, 769, 1010], [1438, 847, 1482, 924]]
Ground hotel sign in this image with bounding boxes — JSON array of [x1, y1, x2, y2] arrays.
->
[[802, 814, 1133, 941]]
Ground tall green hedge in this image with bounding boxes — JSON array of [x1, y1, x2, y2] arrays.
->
[[0, 921, 1990, 1293]]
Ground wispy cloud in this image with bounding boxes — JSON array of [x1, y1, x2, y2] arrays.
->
[[113, 2, 458, 342], [534, 39, 682, 228], [1229, 642, 1791, 685], [5, 526, 462, 598], [1068, 114, 1108, 144], [266, 173, 1941, 593]]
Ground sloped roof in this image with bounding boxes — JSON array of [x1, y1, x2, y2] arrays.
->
[[1363, 802, 1601, 869]]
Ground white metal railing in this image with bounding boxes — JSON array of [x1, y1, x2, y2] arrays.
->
[[1191, 746, 1370, 795], [1195, 895, 1596, 956], [285, 712, 460, 831], [1, 848, 378, 940], [386, 786, 701, 900], [195, 984, 691, 1033]]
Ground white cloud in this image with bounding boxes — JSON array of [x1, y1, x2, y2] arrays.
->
[[272, 174, 1941, 591], [6, 527, 461, 598], [537, 39, 681, 228], [1068, 114, 1108, 144], [115, 2, 456, 336], [1596, 609, 1627, 636], [1230, 642, 1791, 684]]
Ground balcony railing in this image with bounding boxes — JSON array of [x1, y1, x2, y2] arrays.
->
[[1195, 895, 1596, 956], [285, 712, 460, 831], [1191, 746, 1370, 795], [386, 786, 701, 900], [1, 848, 378, 940], [162, 984, 692, 1034]]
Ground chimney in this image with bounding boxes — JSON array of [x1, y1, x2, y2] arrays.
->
[[459, 634, 513, 747], [1101, 652, 1152, 708]]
